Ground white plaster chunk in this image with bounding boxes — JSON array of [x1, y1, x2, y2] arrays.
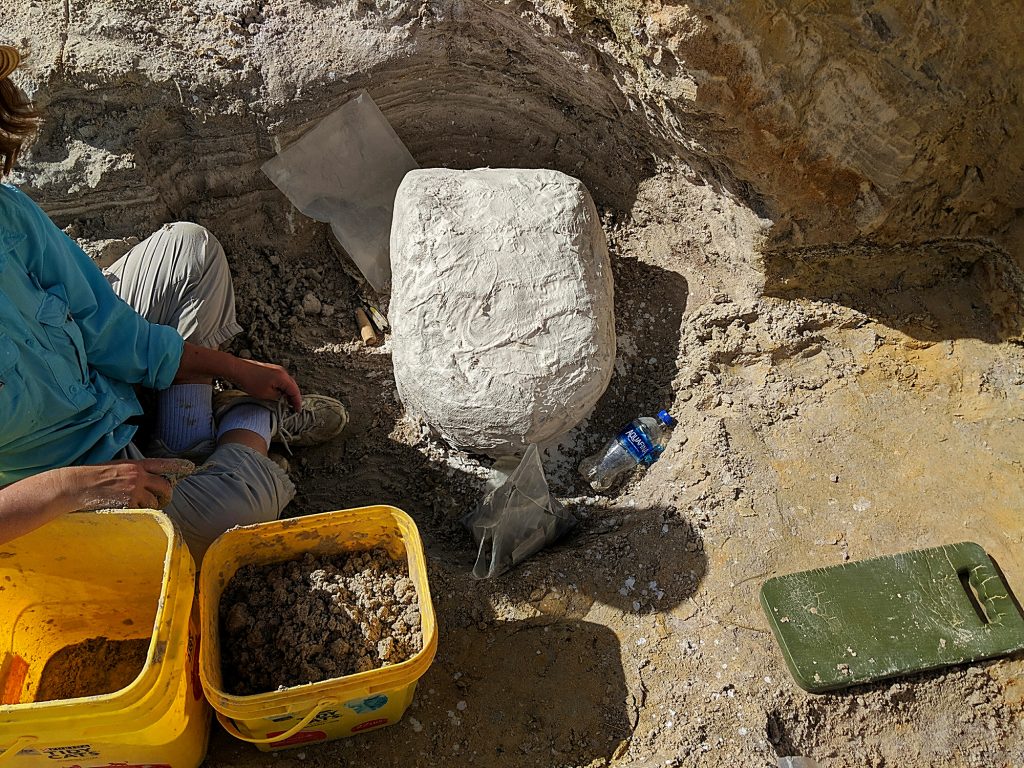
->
[[390, 168, 615, 455]]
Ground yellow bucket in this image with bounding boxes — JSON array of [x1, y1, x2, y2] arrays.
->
[[199, 505, 438, 751], [0, 510, 210, 766]]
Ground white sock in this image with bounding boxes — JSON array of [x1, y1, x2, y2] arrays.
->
[[216, 404, 273, 451], [155, 383, 214, 452]]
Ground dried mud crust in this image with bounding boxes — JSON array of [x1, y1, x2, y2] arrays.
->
[[35, 637, 149, 702], [220, 549, 423, 695]]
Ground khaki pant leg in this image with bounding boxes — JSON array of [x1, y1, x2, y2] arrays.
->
[[104, 222, 242, 348], [158, 443, 296, 564]]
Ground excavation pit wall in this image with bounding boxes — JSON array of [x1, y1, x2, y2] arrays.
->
[[4, 0, 1024, 765]]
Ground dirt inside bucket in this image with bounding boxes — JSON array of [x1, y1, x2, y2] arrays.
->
[[34, 637, 150, 702], [220, 549, 423, 696]]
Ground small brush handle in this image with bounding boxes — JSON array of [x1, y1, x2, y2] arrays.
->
[[355, 309, 382, 347]]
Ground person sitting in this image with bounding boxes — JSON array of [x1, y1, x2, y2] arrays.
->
[[0, 44, 346, 561]]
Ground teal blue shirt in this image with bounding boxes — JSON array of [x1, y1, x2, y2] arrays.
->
[[0, 183, 184, 485]]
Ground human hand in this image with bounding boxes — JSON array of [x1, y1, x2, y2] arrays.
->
[[230, 357, 303, 412], [69, 459, 195, 511]]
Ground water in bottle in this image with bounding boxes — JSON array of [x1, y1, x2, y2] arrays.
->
[[579, 410, 677, 491]]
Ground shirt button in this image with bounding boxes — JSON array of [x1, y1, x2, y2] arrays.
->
[[69, 384, 78, 393], [25, 338, 35, 347]]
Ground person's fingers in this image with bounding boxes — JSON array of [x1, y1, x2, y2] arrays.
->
[[142, 474, 174, 509], [134, 490, 160, 510], [280, 374, 303, 412], [235, 358, 303, 411]]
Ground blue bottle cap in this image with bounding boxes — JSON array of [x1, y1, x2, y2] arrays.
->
[[658, 410, 676, 427]]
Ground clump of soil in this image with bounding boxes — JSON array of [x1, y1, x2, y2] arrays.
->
[[220, 549, 423, 695], [35, 637, 149, 702]]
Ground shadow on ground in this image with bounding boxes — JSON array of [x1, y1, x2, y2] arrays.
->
[[206, 357, 707, 768], [762, 239, 1023, 343], [564, 257, 689, 496], [203, 505, 707, 767], [495, 505, 708, 617], [206, 617, 630, 767]]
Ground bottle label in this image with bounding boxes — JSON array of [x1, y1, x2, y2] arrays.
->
[[617, 425, 658, 465]]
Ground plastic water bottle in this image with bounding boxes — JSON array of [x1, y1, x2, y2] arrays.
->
[[579, 410, 677, 491]]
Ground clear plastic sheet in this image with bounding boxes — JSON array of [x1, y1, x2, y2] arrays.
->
[[463, 445, 577, 579], [261, 90, 417, 293]]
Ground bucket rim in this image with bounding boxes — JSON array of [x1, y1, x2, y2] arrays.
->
[[207, 503, 416, 538]]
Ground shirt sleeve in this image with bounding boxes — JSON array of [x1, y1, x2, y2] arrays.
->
[[12, 187, 184, 390]]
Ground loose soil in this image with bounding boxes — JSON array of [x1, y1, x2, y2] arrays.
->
[[220, 549, 422, 695], [34, 637, 149, 702]]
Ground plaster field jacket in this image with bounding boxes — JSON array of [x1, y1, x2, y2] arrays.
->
[[0, 183, 183, 485]]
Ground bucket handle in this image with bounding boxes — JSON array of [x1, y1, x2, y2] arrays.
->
[[0, 736, 34, 761], [216, 699, 333, 745]]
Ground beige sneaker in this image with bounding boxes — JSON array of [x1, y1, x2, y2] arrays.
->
[[213, 390, 349, 450]]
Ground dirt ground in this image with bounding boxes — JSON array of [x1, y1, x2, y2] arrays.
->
[[3, 0, 1022, 765], [200, 171, 1024, 768]]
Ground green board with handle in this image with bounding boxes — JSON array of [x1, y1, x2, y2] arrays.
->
[[760, 541, 1024, 693]]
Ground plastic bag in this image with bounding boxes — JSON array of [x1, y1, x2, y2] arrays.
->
[[261, 90, 418, 293], [463, 445, 577, 579], [778, 758, 821, 768]]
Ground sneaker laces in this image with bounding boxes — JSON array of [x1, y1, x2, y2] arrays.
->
[[274, 400, 319, 455]]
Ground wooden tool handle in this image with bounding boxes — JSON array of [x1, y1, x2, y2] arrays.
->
[[355, 308, 382, 347]]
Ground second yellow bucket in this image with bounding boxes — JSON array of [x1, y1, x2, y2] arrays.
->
[[199, 505, 437, 751]]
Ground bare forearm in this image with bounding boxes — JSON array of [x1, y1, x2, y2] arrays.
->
[[0, 468, 85, 544], [173, 342, 303, 411], [0, 460, 189, 545], [174, 342, 241, 384]]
